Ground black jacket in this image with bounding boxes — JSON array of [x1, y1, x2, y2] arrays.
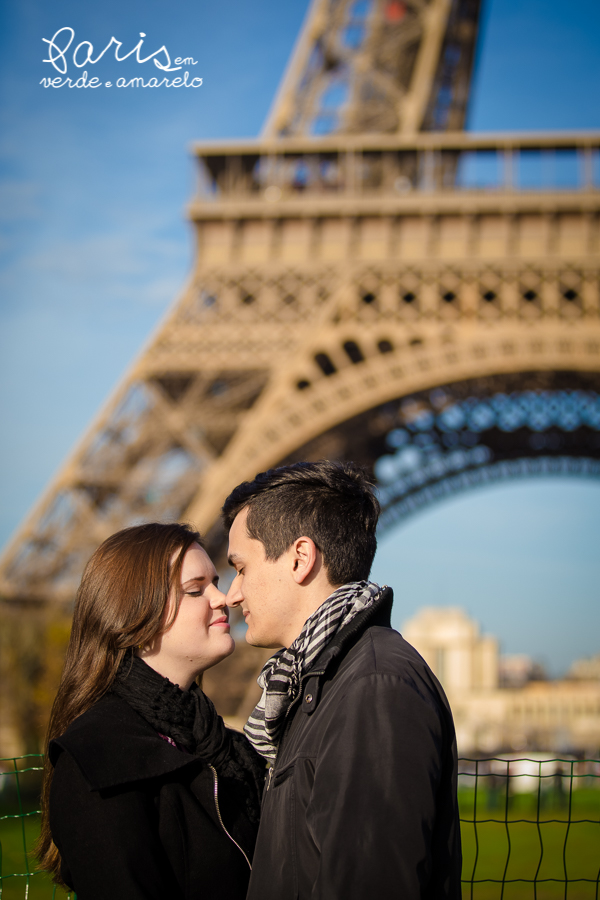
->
[[247, 587, 462, 900], [49, 693, 261, 900]]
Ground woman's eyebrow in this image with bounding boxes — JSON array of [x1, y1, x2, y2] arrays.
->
[[181, 575, 207, 587], [181, 573, 220, 588]]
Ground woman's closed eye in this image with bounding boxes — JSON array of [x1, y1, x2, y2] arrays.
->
[[183, 575, 219, 597], [181, 580, 206, 597]]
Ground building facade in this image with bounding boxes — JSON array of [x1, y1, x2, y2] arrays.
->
[[402, 607, 600, 755]]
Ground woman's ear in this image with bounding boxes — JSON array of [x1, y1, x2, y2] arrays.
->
[[291, 536, 318, 584]]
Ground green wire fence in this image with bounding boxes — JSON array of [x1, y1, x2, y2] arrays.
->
[[0, 755, 73, 900], [1, 754, 599, 899], [459, 756, 600, 899]]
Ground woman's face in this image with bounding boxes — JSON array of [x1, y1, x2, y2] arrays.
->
[[140, 542, 234, 689]]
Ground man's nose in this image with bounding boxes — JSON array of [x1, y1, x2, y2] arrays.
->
[[226, 576, 243, 607]]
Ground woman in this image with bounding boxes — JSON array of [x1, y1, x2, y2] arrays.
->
[[37, 522, 265, 900]]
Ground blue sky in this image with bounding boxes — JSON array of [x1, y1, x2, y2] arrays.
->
[[1, 0, 599, 675]]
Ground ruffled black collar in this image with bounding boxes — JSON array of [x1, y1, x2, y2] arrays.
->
[[111, 655, 226, 759]]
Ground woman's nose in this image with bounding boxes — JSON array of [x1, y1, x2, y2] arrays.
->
[[207, 585, 227, 608]]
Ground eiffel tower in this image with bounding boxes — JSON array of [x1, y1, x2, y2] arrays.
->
[[2, 0, 600, 733]]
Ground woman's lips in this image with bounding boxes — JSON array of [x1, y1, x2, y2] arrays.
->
[[210, 615, 229, 628]]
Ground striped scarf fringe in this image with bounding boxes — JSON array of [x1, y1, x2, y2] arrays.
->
[[244, 580, 383, 760]]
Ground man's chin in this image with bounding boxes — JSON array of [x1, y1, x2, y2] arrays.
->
[[245, 630, 284, 650], [244, 627, 267, 648]]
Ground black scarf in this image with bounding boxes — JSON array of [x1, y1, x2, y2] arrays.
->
[[111, 656, 266, 826], [245, 581, 383, 760], [112, 654, 229, 763], [111, 655, 267, 813]]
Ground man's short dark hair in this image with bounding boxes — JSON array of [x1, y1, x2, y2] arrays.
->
[[222, 460, 380, 585]]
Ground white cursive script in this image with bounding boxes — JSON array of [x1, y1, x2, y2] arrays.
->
[[42, 28, 196, 75], [39, 71, 203, 89]]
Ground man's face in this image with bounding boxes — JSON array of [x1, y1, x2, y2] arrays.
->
[[226, 507, 298, 649]]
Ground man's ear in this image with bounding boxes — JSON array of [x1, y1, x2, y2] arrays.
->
[[291, 536, 318, 584]]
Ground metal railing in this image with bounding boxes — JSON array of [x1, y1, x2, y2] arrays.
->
[[192, 132, 600, 202], [1, 754, 599, 898]]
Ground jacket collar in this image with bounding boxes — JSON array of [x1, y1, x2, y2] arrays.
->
[[50, 693, 200, 791], [312, 585, 393, 673], [302, 584, 392, 680], [297, 585, 393, 716]]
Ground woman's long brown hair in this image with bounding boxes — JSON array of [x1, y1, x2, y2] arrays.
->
[[36, 522, 202, 881]]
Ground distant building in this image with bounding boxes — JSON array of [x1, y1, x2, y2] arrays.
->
[[499, 654, 547, 688], [402, 608, 600, 755], [568, 654, 600, 681]]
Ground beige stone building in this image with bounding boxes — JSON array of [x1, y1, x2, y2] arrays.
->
[[568, 654, 600, 681], [402, 608, 600, 756]]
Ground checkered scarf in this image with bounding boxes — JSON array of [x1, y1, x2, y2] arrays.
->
[[244, 580, 383, 760]]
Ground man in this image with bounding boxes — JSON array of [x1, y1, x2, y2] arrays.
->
[[223, 460, 461, 899]]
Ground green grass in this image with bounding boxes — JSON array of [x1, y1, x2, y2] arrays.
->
[[1, 778, 598, 900], [0, 757, 72, 900], [0, 813, 71, 900], [459, 789, 600, 900]]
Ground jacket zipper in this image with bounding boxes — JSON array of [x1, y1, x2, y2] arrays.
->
[[209, 764, 252, 871]]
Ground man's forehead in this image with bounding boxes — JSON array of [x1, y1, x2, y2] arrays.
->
[[228, 507, 249, 542], [229, 505, 249, 532], [227, 508, 267, 563], [227, 508, 248, 556]]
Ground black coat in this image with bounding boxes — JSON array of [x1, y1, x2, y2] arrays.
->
[[49, 693, 260, 900], [247, 587, 462, 900]]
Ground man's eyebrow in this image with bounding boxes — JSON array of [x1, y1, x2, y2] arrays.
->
[[227, 552, 243, 567]]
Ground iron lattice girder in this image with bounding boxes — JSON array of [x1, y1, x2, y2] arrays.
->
[[262, 0, 482, 137]]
